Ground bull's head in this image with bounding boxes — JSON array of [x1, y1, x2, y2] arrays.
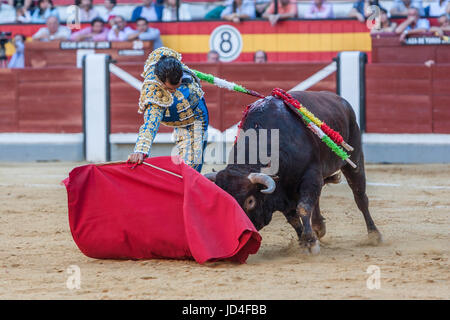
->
[[205, 169, 277, 230]]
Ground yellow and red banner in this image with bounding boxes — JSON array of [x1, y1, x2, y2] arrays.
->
[[0, 19, 372, 62]]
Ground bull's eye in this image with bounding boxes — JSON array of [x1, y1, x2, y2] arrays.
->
[[244, 195, 257, 211]]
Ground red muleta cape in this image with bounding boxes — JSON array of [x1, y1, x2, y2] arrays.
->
[[62, 156, 261, 264]]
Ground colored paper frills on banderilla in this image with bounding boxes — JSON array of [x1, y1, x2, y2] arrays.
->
[[192, 69, 265, 99], [272, 88, 356, 168], [272, 88, 354, 151]]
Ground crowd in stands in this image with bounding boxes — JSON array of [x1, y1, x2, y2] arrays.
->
[[1, 0, 448, 40], [2, 0, 450, 68], [0, 1, 448, 25], [27, 13, 163, 45]]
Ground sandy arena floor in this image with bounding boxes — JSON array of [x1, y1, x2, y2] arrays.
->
[[0, 162, 448, 299]]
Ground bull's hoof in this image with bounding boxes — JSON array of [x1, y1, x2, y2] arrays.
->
[[312, 221, 326, 239], [368, 231, 383, 246], [308, 240, 321, 255], [299, 234, 320, 255]]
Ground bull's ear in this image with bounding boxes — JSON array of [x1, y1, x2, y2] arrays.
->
[[270, 175, 280, 181]]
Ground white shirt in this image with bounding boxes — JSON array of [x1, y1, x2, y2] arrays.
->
[[101, 7, 121, 22], [79, 8, 100, 22], [107, 26, 135, 41], [428, 0, 449, 17], [32, 26, 71, 41], [17, 11, 32, 23], [162, 4, 192, 21], [0, 4, 16, 23], [141, 6, 158, 21]]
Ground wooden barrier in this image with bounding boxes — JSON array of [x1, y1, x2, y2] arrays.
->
[[0, 68, 82, 133], [2, 62, 448, 135], [109, 62, 336, 133], [365, 63, 450, 134], [431, 64, 450, 133], [371, 34, 450, 64], [0, 69, 19, 132]]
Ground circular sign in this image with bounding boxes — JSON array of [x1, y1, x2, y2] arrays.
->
[[209, 25, 243, 62]]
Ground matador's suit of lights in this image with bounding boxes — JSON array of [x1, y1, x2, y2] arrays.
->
[[134, 47, 209, 172]]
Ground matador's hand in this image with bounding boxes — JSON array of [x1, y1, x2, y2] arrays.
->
[[128, 152, 145, 164]]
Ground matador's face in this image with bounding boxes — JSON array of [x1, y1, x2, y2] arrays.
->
[[163, 80, 182, 93]]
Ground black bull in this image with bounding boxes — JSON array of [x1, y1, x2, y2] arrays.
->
[[205, 91, 382, 254]]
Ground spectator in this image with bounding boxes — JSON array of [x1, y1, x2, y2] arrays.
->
[[16, 5, 31, 22], [370, 8, 397, 33], [127, 17, 163, 48], [254, 50, 267, 63], [0, 2, 16, 24], [9, 0, 39, 12], [205, 1, 226, 19], [131, 0, 162, 22], [25, 0, 36, 11], [32, 16, 71, 41], [70, 17, 109, 41], [8, 34, 25, 68], [162, 0, 191, 21], [221, 0, 256, 23], [396, 7, 430, 41], [255, 0, 270, 18], [390, 0, 424, 17], [107, 15, 134, 41], [7, 0, 28, 8], [262, 0, 297, 26], [304, 0, 334, 19], [30, 0, 59, 23], [102, 0, 120, 22], [105, 14, 116, 30], [349, 0, 385, 23], [430, 13, 450, 36], [428, 0, 449, 17], [75, 0, 100, 22], [207, 50, 220, 62]]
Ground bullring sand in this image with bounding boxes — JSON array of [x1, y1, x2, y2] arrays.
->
[[0, 163, 449, 299]]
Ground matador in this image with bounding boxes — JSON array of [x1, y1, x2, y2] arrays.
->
[[128, 47, 209, 172]]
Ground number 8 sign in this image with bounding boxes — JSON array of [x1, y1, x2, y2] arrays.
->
[[209, 25, 243, 62]]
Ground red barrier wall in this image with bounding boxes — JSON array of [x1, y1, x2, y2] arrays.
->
[[1, 63, 448, 135], [365, 63, 450, 134], [110, 62, 336, 133], [0, 68, 82, 133], [0, 63, 334, 134]]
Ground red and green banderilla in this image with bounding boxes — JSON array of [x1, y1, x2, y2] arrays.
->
[[192, 69, 356, 168]]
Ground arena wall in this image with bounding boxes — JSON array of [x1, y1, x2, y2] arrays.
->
[[366, 64, 450, 134], [1, 62, 449, 163]]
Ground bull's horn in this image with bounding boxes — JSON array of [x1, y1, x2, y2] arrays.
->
[[204, 172, 218, 183], [248, 173, 276, 194]]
